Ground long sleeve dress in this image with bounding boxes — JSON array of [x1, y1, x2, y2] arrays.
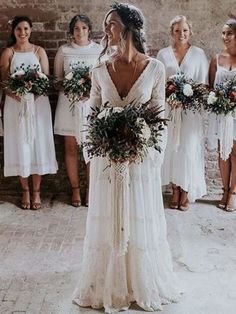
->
[[73, 58, 181, 313], [54, 41, 102, 143], [3, 48, 58, 177], [157, 45, 209, 202]]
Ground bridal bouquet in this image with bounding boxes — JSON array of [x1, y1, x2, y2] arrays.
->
[[166, 72, 208, 113], [205, 76, 236, 115], [83, 102, 167, 163], [2, 64, 52, 96], [63, 61, 91, 111]]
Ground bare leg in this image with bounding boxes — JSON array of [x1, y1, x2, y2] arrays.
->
[[65, 136, 81, 207], [19, 176, 30, 209], [32, 174, 41, 210], [85, 162, 90, 206], [226, 141, 236, 211], [170, 183, 180, 209], [218, 145, 231, 209]]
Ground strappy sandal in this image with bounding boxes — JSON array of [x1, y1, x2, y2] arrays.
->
[[225, 191, 236, 212], [170, 186, 180, 209], [179, 189, 189, 211], [218, 187, 229, 209], [21, 189, 30, 210], [31, 190, 41, 210], [71, 187, 81, 207]]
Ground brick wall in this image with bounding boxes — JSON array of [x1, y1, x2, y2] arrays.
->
[[0, 0, 235, 196]]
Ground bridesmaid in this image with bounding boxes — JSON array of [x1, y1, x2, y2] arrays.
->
[[157, 15, 209, 210], [0, 16, 58, 209], [208, 17, 236, 211], [54, 14, 102, 207]]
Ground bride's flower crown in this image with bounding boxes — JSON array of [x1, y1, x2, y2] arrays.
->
[[111, 2, 143, 30]]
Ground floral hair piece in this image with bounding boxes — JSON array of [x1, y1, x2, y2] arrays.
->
[[7, 19, 13, 26], [111, 2, 143, 30]]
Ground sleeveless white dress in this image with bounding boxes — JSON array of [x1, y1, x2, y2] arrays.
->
[[157, 46, 209, 202], [207, 55, 236, 151], [73, 59, 182, 312], [3, 49, 58, 177], [54, 41, 102, 143]]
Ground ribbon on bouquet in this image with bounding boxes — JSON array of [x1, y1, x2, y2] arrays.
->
[[168, 107, 182, 152], [18, 93, 35, 144], [109, 160, 130, 256], [218, 113, 234, 161]]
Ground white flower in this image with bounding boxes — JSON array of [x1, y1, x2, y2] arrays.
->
[[37, 71, 48, 80], [11, 70, 25, 78], [97, 106, 123, 119], [183, 84, 193, 97], [65, 72, 73, 80], [207, 91, 217, 105], [137, 118, 151, 141]]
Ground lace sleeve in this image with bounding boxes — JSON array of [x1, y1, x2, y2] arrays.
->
[[149, 61, 167, 166], [89, 67, 102, 110]]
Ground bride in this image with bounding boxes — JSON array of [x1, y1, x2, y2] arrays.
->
[[73, 3, 181, 312]]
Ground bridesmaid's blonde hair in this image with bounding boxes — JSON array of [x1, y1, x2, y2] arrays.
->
[[169, 15, 193, 35]]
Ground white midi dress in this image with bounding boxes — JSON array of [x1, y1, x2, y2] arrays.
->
[[157, 46, 209, 202], [73, 59, 182, 312], [3, 49, 58, 177], [54, 41, 102, 143]]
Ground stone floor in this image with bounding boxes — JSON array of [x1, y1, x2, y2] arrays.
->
[[0, 194, 236, 314]]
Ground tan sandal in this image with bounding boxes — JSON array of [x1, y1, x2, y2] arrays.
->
[[31, 190, 41, 210], [21, 189, 30, 210], [225, 191, 236, 212], [179, 189, 189, 211], [71, 187, 81, 207], [218, 187, 229, 209], [170, 186, 180, 209]]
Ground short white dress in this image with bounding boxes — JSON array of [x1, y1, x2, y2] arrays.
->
[[3, 48, 58, 177], [54, 41, 102, 143], [207, 55, 236, 153], [157, 46, 209, 202]]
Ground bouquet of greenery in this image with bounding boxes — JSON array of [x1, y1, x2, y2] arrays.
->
[[166, 72, 208, 113], [83, 102, 167, 163], [2, 63, 52, 96], [205, 76, 236, 115], [63, 61, 91, 111]]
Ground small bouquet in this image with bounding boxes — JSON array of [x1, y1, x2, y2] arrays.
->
[[2, 63, 52, 96], [83, 102, 167, 163], [63, 61, 91, 111], [166, 72, 208, 113], [205, 76, 236, 115]]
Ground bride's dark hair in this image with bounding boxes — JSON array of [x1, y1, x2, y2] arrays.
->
[[100, 2, 146, 61]]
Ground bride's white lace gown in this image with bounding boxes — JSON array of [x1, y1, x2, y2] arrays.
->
[[73, 58, 182, 312]]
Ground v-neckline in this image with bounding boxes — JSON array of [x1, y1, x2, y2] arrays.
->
[[170, 45, 192, 69], [105, 58, 152, 101]]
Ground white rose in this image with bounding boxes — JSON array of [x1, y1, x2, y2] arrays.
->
[[137, 118, 151, 141], [11, 70, 25, 78], [97, 106, 123, 119], [207, 91, 217, 105], [183, 84, 193, 97], [65, 72, 73, 80], [37, 71, 48, 80]]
